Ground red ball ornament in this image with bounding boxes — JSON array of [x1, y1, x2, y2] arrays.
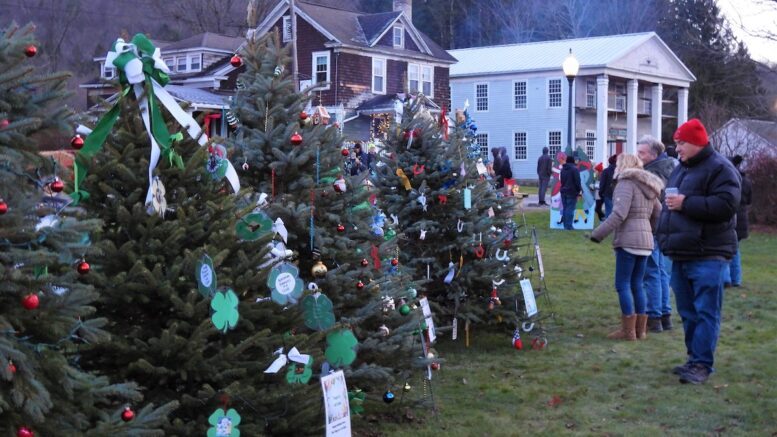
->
[[230, 54, 242, 67], [300, 111, 308, 120], [17, 427, 34, 437], [513, 338, 524, 350], [391, 258, 399, 266], [8, 361, 16, 374], [22, 294, 39, 310], [70, 134, 84, 150], [77, 261, 90, 275], [290, 132, 303, 145], [356, 280, 365, 290], [0, 201, 7, 215], [337, 224, 345, 233], [431, 362, 440, 371], [50, 179, 64, 193], [121, 406, 135, 422], [341, 148, 349, 157], [24, 45, 37, 57], [360, 258, 369, 267], [0, 119, 9, 129]]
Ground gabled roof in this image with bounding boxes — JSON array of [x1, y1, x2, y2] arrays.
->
[[164, 85, 230, 107], [254, 0, 456, 63], [722, 118, 777, 145], [162, 32, 243, 52], [448, 32, 694, 82]]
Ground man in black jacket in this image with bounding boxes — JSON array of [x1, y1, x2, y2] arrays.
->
[[657, 119, 741, 385], [598, 154, 617, 218], [537, 147, 553, 206], [560, 155, 582, 230]]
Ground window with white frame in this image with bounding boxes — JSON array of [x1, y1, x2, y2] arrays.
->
[[188, 54, 201, 72], [408, 64, 419, 93], [372, 57, 386, 94], [164, 57, 174, 71], [586, 80, 596, 108], [176, 57, 186, 72], [101, 62, 115, 79], [615, 83, 626, 111], [548, 130, 562, 156], [585, 130, 596, 160], [514, 131, 527, 160], [513, 80, 527, 109], [312, 51, 330, 87], [393, 26, 404, 48], [421, 65, 433, 96], [548, 78, 562, 108], [283, 16, 292, 42], [475, 133, 489, 159], [476, 83, 488, 111]]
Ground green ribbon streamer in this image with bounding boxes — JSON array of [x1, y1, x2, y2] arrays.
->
[[70, 33, 183, 205]]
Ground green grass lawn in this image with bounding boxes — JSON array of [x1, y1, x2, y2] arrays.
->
[[361, 211, 777, 436]]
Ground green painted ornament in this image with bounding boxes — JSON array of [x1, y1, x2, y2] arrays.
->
[[348, 389, 366, 415], [196, 254, 217, 298], [384, 228, 396, 241], [211, 289, 239, 333], [399, 304, 411, 316], [268, 263, 304, 305], [286, 356, 313, 384], [207, 407, 241, 437], [325, 329, 358, 367], [235, 212, 273, 241], [302, 292, 335, 331]]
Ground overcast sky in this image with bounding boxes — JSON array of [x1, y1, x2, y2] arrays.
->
[[718, 0, 777, 63]]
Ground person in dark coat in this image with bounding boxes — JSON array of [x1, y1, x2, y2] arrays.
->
[[722, 155, 751, 287], [560, 155, 582, 230], [497, 147, 513, 189], [349, 142, 370, 175], [599, 154, 618, 218], [537, 147, 553, 206], [490, 147, 504, 188], [657, 118, 741, 385]]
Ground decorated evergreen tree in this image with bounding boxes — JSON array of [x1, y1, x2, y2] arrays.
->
[[371, 96, 536, 348], [0, 23, 174, 436], [232, 31, 432, 415]]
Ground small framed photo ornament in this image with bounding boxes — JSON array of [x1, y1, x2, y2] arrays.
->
[[321, 370, 351, 437]]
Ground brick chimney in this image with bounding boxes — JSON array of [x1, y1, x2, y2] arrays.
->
[[393, 0, 412, 22]]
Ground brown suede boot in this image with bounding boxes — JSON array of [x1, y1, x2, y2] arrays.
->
[[636, 314, 649, 340], [607, 314, 637, 341]]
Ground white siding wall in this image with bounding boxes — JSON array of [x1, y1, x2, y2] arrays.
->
[[451, 72, 570, 180]]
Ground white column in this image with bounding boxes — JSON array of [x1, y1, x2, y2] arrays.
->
[[626, 79, 638, 154], [677, 87, 689, 125], [596, 75, 609, 162], [651, 84, 663, 140]]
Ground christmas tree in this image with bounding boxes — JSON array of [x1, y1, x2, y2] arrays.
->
[[0, 23, 174, 436], [371, 97, 530, 346], [232, 31, 432, 417]]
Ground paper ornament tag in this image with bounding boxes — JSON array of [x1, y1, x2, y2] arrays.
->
[[210, 289, 239, 333], [476, 159, 487, 175], [207, 407, 241, 437], [196, 254, 217, 298], [452, 318, 458, 340], [272, 217, 288, 243], [487, 207, 495, 217], [463, 188, 472, 209], [321, 371, 352, 436], [520, 278, 538, 317], [302, 292, 336, 331], [268, 263, 304, 305], [325, 329, 358, 367]]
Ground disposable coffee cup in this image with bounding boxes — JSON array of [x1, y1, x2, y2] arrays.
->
[[665, 187, 679, 198]]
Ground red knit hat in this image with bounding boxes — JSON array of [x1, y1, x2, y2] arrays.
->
[[674, 118, 709, 147]]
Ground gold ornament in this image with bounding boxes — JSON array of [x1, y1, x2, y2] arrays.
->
[[311, 260, 328, 278]]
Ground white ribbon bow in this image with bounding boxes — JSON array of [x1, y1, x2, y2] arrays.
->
[[263, 347, 310, 373]]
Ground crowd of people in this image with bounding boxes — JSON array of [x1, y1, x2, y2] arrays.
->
[[538, 119, 751, 385]]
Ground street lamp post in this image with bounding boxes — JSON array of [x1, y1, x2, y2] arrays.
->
[[562, 49, 579, 155]]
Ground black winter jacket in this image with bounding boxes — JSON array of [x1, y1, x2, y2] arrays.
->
[[736, 172, 752, 241], [560, 163, 582, 197], [656, 147, 741, 260], [599, 165, 616, 199]]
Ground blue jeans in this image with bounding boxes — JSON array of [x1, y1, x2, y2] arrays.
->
[[722, 249, 742, 286], [604, 197, 613, 218], [614, 248, 648, 315], [562, 195, 577, 230], [644, 239, 672, 318], [671, 260, 726, 370]]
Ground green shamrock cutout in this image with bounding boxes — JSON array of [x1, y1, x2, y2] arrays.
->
[[268, 263, 304, 305], [349, 389, 365, 415], [325, 329, 358, 367], [207, 407, 241, 437], [211, 289, 239, 333], [196, 254, 217, 298], [235, 212, 273, 241], [286, 356, 314, 384], [302, 292, 335, 331]]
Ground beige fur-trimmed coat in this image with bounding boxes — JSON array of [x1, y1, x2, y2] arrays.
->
[[591, 168, 663, 250]]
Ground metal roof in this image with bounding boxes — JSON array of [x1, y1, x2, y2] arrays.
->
[[449, 32, 671, 77], [164, 85, 229, 107]]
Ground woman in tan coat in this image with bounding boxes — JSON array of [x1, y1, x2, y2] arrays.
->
[[590, 154, 663, 341]]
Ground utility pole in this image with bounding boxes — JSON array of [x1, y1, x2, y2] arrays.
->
[[290, 0, 299, 91]]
